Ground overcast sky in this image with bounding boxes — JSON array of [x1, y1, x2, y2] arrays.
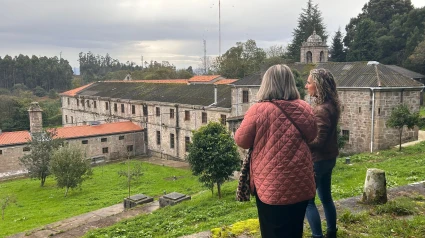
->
[[1, 0, 424, 72]]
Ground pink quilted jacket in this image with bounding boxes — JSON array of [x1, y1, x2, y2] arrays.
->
[[235, 99, 318, 205]]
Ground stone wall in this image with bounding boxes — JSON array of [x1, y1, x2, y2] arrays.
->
[[373, 90, 420, 151], [231, 87, 259, 118], [0, 144, 28, 176], [231, 87, 422, 155], [61, 96, 231, 160], [66, 131, 146, 162]]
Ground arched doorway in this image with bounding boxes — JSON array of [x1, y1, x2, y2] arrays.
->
[[306, 51, 312, 63], [319, 51, 324, 62]]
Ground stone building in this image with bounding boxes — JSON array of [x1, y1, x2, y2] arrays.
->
[[0, 102, 145, 178], [228, 61, 424, 154], [300, 30, 329, 64], [60, 79, 233, 160]]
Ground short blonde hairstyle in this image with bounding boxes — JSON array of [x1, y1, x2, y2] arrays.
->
[[257, 64, 300, 101]]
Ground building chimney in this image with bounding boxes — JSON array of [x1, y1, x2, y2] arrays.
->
[[28, 102, 43, 134]]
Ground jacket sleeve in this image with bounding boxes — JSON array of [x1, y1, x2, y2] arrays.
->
[[309, 106, 331, 149], [234, 105, 258, 149]]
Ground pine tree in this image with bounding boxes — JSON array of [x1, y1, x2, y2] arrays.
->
[[287, 0, 328, 62], [330, 28, 346, 62]]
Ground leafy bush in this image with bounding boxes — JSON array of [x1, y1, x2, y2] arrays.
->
[[33, 86, 47, 97]]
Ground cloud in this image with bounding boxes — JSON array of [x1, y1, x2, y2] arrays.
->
[[1, 0, 424, 70]]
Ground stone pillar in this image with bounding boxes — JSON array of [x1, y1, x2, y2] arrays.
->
[[28, 102, 43, 134], [362, 168, 387, 204]]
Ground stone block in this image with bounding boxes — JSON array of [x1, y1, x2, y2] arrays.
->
[[123, 194, 154, 209], [159, 192, 191, 208]]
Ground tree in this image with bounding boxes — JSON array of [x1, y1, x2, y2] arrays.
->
[[330, 28, 346, 62], [50, 145, 93, 197], [19, 130, 64, 186], [186, 122, 240, 198], [213, 39, 266, 79], [265, 45, 286, 58], [386, 104, 420, 151], [346, 19, 378, 61], [287, 0, 327, 61], [407, 39, 425, 74]]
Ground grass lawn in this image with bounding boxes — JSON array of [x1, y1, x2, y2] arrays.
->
[[84, 141, 425, 238], [0, 160, 203, 237]]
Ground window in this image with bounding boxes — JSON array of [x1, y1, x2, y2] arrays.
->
[[71, 116, 74, 124], [114, 103, 118, 112], [121, 104, 125, 113], [0, 150, 3, 155], [94, 101, 97, 109], [105, 102, 109, 110], [86, 100, 90, 108], [81, 99, 85, 107], [156, 131, 161, 145], [156, 107, 160, 117], [23, 147, 30, 152], [67, 98, 70, 105], [127, 145, 133, 152], [342, 105, 345, 111], [170, 133, 175, 149], [359, 107, 361, 113], [185, 136, 190, 152], [119, 135, 125, 140], [101, 138, 107, 142], [143, 105, 148, 116], [378, 108, 381, 115], [202, 112, 207, 123], [102, 147, 109, 154], [65, 115, 68, 123], [132, 105, 136, 114], [170, 109, 174, 119], [184, 110, 190, 121], [82, 140, 88, 144], [77, 99, 79, 106], [242, 90, 249, 103], [220, 114, 227, 125], [342, 130, 350, 142]]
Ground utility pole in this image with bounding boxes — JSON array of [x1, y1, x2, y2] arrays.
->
[[203, 39, 207, 74], [141, 55, 143, 68]]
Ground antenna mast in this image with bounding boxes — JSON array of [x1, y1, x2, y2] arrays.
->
[[219, 0, 221, 57], [203, 39, 207, 74]]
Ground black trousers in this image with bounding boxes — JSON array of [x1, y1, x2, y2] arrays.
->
[[256, 195, 308, 238]]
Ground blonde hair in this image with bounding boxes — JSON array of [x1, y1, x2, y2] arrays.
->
[[257, 64, 300, 101]]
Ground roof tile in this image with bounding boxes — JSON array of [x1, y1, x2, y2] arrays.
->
[[0, 131, 31, 146], [60, 83, 94, 96], [54, 121, 143, 139], [188, 75, 221, 82]]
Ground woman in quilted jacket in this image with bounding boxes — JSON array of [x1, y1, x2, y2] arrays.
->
[[235, 64, 318, 238], [304, 68, 341, 238]]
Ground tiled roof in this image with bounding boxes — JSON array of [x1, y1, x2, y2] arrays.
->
[[188, 75, 221, 82], [76, 82, 232, 108], [54, 121, 143, 139], [214, 79, 238, 85], [106, 79, 189, 84], [385, 65, 425, 79], [60, 83, 94, 96], [233, 62, 424, 88], [0, 122, 143, 146], [0, 131, 31, 146]]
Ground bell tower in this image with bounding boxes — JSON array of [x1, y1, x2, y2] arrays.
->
[[300, 30, 329, 63]]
